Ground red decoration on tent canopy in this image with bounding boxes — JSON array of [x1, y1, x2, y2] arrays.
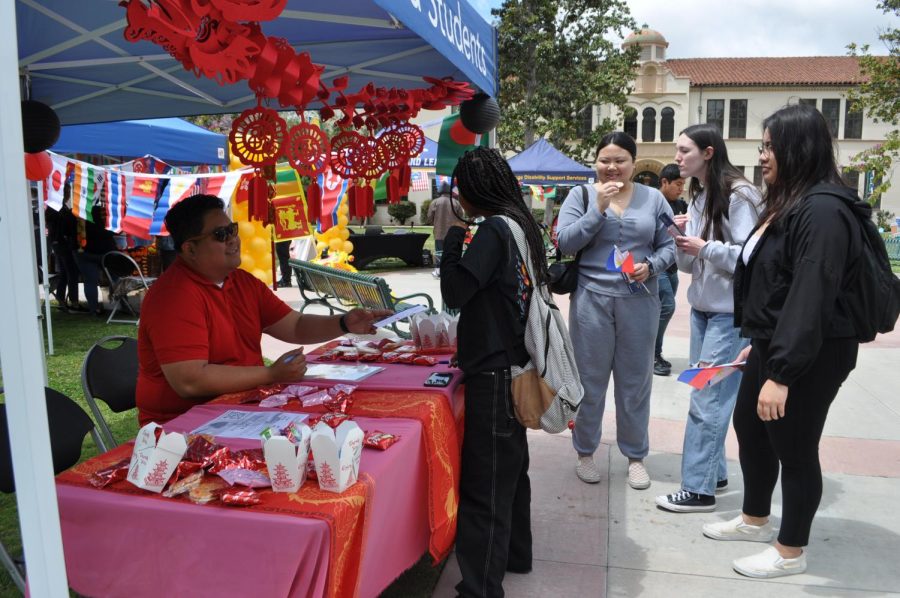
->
[[249, 38, 322, 108], [24, 152, 53, 182], [306, 182, 322, 222], [205, 0, 287, 22], [229, 106, 286, 166], [330, 130, 366, 180]]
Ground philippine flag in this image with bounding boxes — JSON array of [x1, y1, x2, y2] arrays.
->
[[677, 362, 746, 390], [606, 245, 635, 273]]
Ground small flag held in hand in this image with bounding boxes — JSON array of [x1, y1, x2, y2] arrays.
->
[[606, 245, 635, 273], [677, 361, 747, 390]]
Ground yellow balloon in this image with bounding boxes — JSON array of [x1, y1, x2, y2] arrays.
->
[[251, 268, 269, 283], [238, 221, 256, 237], [250, 236, 269, 255], [337, 214, 349, 227], [233, 199, 248, 220], [338, 228, 350, 241], [342, 241, 354, 254], [241, 254, 256, 271], [229, 153, 244, 171], [328, 237, 343, 251]]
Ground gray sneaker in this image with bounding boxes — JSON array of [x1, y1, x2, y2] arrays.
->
[[575, 456, 602, 484], [702, 515, 776, 542]]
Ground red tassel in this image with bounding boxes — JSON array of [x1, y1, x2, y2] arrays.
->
[[366, 186, 375, 217], [347, 185, 358, 218], [307, 182, 321, 222], [398, 164, 411, 193], [249, 176, 269, 222], [387, 173, 400, 204]]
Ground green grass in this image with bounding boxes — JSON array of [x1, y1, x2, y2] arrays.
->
[[0, 305, 445, 596]]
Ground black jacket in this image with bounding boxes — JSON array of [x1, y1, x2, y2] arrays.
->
[[734, 183, 866, 385]]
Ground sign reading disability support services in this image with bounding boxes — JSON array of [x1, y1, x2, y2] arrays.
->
[[378, 0, 498, 97]]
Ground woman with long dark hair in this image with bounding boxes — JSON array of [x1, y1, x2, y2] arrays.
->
[[556, 131, 675, 489], [440, 147, 547, 597], [655, 124, 762, 512], [702, 104, 865, 578]]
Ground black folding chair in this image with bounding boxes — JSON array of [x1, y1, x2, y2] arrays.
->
[[0, 386, 100, 593], [81, 335, 138, 452]]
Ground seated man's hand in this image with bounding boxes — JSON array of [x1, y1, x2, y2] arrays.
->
[[269, 348, 307, 382], [343, 308, 394, 335]]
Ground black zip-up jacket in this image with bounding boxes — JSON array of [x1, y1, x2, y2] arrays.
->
[[734, 183, 866, 385]]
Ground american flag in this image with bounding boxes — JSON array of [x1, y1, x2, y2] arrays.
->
[[410, 170, 430, 192]]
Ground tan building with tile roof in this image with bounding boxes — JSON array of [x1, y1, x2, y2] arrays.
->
[[589, 29, 898, 215]]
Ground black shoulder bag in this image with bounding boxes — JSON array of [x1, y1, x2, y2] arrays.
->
[[548, 185, 589, 295]]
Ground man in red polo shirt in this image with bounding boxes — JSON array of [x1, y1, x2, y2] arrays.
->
[[136, 194, 390, 425]]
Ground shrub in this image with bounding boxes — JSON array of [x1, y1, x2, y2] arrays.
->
[[420, 199, 433, 225], [387, 201, 417, 225], [875, 209, 896, 232]]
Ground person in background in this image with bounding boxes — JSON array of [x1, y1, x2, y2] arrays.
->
[[427, 181, 466, 277], [655, 124, 762, 513], [703, 104, 864, 578], [47, 188, 85, 312], [156, 234, 177, 271], [275, 239, 293, 287], [72, 204, 117, 317], [441, 147, 545, 597], [654, 163, 688, 376], [556, 131, 675, 489], [136, 193, 390, 426]]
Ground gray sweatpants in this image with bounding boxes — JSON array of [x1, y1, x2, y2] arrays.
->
[[570, 287, 660, 459]]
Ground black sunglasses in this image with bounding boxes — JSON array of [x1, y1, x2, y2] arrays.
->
[[188, 222, 239, 243]]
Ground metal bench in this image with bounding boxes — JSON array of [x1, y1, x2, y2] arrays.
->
[[289, 259, 435, 338], [885, 236, 900, 262]]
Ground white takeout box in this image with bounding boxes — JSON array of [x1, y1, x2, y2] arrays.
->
[[411, 312, 458, 351], [126, 423, 188, 493], [310, 421, 363, 493], [262, 424, 312, 493]]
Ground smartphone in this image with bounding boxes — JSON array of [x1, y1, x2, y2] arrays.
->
[[424, 372, 453, 388], [659, 212, 685, 236]]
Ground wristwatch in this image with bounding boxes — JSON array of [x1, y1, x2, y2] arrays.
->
[[338, 314, 350, 333], [645, 260, 654, 275]]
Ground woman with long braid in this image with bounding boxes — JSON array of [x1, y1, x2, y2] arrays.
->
[[440, 147, 548, 597], [556, 131, 676, 489]]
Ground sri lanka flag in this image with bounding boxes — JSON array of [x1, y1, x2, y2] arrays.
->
[[677, 361, 746, 390], [435, 113, 489, 176], [606, 245, 635, 273]]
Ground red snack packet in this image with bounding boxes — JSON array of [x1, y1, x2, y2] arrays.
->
[[339, 351, 360, 362], [258, 385, 287, 398], [316, 350, 340, 362], [412, 355, 438, 366], [220, 489, 262, 506], [184, 436, 221, 465], [89, 458, 131, 488], [300, 389, 331, 408], [364, 430, 400, 450], [308, 412, 351, 429], [171, 461, 203, 484], [357, 352, 381, 362], [324, 394, 353, 413], [381, 351, 403, 363], [206, 447, 236, 474]]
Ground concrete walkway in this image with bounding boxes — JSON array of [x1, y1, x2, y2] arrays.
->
[[264, 268, 900, 597]]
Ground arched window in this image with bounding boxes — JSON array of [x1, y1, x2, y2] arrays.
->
[[642, 107, 656, 142], [660, 107, 675, 142], [623, 107, 638, 139]]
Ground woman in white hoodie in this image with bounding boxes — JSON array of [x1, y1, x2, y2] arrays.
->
[[656, 124, 762, 513]]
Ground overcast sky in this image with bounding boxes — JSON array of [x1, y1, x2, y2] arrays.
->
[[472, 0, 898, 58]]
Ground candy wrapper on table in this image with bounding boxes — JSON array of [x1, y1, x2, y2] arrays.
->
[[410, 312, 458, 352], [126, 423, 188, 493], [310, 421, 363, 493], [262, 423, 312, 493]]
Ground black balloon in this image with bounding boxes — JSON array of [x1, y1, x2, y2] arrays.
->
[[459, 93, 500, 134], [21, 100, 61, 153]]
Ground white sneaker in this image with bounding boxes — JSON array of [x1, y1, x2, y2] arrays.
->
[[703, 515, 776, 543], [627, 459, 650, 489], [733, 546, 807, 578], [575, 456, 602, 484]]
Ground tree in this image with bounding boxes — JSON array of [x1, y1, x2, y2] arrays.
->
[[492, 0, 638, 161], [847, 0, 900, 206], [387, 201, 417, 225]]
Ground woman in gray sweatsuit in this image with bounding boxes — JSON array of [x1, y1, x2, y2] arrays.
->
[[656, 124, 763, 513], [557, 132, 675, 489]]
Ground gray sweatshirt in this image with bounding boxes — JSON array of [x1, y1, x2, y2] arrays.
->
[[557, 183, 676, 297], [675, 183, 763, 313]]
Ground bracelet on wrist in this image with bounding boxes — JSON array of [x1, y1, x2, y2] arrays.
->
[[338, 314, 350, 333]]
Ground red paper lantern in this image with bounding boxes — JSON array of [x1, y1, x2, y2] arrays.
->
[[24, 151, 53, 181]]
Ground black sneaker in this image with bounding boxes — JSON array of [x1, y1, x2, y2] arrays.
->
[[655, 489, 716, 512], [658, 355, 672, 368], [653, 355, 671, 376], [716, 479, 728, 493]]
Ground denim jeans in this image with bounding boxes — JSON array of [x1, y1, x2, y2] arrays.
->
[[655, 269, 679, 357], [456, 368, 531, 598], [681, 309, 748, 496], [72, 250, 103, 312]]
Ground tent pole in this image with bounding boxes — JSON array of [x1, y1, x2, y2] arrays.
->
[[0, 1, 69, 595], [35, 181, 55, 355]]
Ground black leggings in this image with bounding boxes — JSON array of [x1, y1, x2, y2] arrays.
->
[[733, 337, 857, 547]]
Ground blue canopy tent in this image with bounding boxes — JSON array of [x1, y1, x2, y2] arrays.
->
[[508, 138, 595, 186], [53, 118, 228, 165], [3, 2, 497, 594]]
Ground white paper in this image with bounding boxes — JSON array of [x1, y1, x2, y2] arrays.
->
[[190, 410, 308, 439], [303, 363, 384, 382], [374, 304, 428, 328]]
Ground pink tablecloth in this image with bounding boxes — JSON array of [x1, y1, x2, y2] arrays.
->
[[57, 406, 428, 598]]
